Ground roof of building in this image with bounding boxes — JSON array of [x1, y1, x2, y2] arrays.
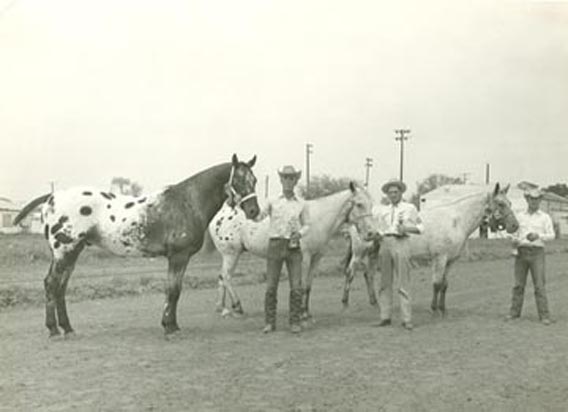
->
[[0, 197, 20, 212]]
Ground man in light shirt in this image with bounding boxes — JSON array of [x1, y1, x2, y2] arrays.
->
[[261, 165, 310, 334], [375, 179, 423, 330], [506, 188, 555, 325]]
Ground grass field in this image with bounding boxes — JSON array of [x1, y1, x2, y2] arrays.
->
[[1, 234, 568, 411]]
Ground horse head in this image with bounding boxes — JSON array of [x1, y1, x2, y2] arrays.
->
[[486, 183, 519, 233], [345, 182, 378, 241], [225, 154, 260, 220]]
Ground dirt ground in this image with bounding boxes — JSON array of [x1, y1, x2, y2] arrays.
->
[[2, 252, 568, 412]]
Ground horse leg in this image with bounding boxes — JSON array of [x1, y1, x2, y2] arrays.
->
[[221, 253, 244, 316], [438, 260, 455, 316], [341, 261, 356, 309], [45, 241, 85, 337], [302, 253, 321, 321], [162, 251, 190, 334], [431, 255, 448, 316], [363, 253, 379, 307]]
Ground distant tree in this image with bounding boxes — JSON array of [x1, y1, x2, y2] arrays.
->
[[110, 177, 144, 196], [409, 174, 465, 210], [298, 174, 360, 200], [544, 183, 568, 199]]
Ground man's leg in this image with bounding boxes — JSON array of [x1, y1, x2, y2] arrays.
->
[[265, 239, 285, 330], [378, 241, 394, 324], [285, 248, 303, 330], [510, 253, 529, 318], [530, 250, 550, 321], [394, 244, 412, 326]]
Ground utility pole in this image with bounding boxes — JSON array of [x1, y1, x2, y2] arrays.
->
[[305, 143, 313, 197], [485, 163, 490, 184], [264, 175, 269, 198], [461, 173, 470, 185], [49, 181, 55, 193], [364, 158, 373, 188], [394, 129, 411, 182]]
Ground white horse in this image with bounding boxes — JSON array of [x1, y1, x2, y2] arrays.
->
[[209, 182, 377, 318], [342, 183, 519, 315]]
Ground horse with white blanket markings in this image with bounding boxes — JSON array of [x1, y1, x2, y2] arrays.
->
[[209, 182, 377, 319]]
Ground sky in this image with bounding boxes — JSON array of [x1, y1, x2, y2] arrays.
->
[[1, 0, 567, 203]]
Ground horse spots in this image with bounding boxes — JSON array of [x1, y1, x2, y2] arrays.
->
[[122, 241, 132, 247], [101, 192, 112, 200], [59, 215, 69, 224], [228, 216, 233, 221], [137, 197, 147, 204], [44, 225, 49, 240], [122, 218, 127, 222], [110, 215, 116, 222], [54, 241, 61, 249], [125, 202, 135, 209], [82, 191, 93, 196], [80, 206, 92, 216], [54, 232, 74, 244], [107, 205, 112, 209], [51, 222, 63, 235], [224, 237, 230, 241]]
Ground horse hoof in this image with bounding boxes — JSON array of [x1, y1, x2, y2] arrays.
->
[[231, 311, 244, 319], [48, 328, 61, 338], [64, 331, 78, 340], [300, 320, 309, 329], [221, 308, 232, 318]]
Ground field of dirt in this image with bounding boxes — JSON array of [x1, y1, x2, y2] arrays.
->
[[1, 235, 568, 411]]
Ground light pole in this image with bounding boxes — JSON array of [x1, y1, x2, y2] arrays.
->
[[306, 143, 313, 197], [394, 129, 411, 182], [364, 157, 373, 188]]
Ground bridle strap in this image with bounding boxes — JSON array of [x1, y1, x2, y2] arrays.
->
[[226, 165, 257, 208]]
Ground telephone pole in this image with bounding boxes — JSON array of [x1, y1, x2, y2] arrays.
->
[[305, 143, 313, 197], [485, 163, 490, 184], [364, 158, 373, 188], [264, 175, 269, 198], [394, 129, 411, 182], [461, 172, 470, 185]]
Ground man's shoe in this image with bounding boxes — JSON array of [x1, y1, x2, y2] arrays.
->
[[402, 322, 414, 331], [262, 324, 275, 334], [376, 319, 392, 327], [541, 318, 551, 326], [290, 324, 302, 334], [504, 314, 519, 322]]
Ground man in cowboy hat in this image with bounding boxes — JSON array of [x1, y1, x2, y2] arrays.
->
[[506, 188, 554, 325], [375, 178, 423, 330], [260, 165, 310, 334]]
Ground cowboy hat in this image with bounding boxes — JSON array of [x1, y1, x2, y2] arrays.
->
[[278, 165, 302, 179], [524, 188, 543, 199], [381, 179, 407, 194]]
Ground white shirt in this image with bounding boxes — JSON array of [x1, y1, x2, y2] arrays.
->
[[261, 193, 310, 239], [377, 201, 424, 236], [513, 209, 554, 248]]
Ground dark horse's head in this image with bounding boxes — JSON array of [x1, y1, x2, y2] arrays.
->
[[226, 154, 260, 220], [486, 183, 519, 233]]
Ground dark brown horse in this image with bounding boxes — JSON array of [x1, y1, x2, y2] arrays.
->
[[14, 154, 260, 336]]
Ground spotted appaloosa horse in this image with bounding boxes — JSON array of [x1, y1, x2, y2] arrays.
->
[[209, 182, 378, 319], [342, 183, 519, 316], [13, 154, 260, 336]]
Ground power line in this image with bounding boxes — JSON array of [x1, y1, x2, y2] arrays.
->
[[394, 129, 411, 182]]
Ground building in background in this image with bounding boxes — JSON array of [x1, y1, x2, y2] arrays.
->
[[0, 197, 42, 234]]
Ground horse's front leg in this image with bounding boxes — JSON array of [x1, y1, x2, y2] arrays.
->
[[363, 252, 379, 307], [302, 253, 321, 322], [162, 252, 190, 334], [217, 253, 243, 317], [341, 260, 356, 309]]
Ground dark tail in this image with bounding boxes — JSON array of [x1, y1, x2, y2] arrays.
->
[[13, 193, 50, 226]]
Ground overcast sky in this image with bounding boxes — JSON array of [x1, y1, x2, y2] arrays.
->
[[1, 0, 567, 202]]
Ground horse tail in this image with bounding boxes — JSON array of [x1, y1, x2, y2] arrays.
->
[[13, 193, 50, 226]]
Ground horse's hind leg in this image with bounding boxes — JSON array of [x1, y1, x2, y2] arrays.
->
[[302, 253, 321, 321], [162, 251, 190, 334], [45, 241, 85, 337], [431, 255, 448, 316], [363, 251, 379, 307], [438, 261, 455, 316], [341, 262, 356, 308], [222, 254, 244, 316]]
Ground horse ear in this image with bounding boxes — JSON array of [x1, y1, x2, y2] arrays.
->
[[349, 181, 356, 193], [493, 183, 501, 197], [247, 155, 257, 168], [502, 184, 510, 194], [232, 154, 239, 166]]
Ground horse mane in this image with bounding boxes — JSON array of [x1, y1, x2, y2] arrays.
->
[[426, 189, 490, 210], [163, 162, 231, 196]]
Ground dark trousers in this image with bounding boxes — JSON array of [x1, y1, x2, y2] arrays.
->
[[510, 247, 550, 319], [265, 238, 303, 327]]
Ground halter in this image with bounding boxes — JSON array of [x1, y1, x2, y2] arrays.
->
[[227, 165, 257, 208]]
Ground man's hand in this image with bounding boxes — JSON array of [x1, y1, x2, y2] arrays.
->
[[526, 232, 539, 242], [290, 231, 302, 241]]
